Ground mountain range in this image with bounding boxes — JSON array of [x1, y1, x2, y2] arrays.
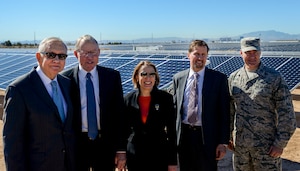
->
[[5, 30, 300, 44], [131, 30, 300, 43], [236, 30, 300, 41]]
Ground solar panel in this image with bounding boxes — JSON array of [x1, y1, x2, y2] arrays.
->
[[157, 60, 190, 89], [207, 55, 234, 69], [261, 56, 290, 69], [277, 57, 300, 90], [0, 50, 299, 95], [100, 58, 133, 69], [213, 56, 244, 77]]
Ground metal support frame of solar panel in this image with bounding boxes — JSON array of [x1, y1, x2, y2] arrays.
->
[[134, 54, 151, 58], [149, 54, 168, 58], [106, 54, 123, 57], [120, 54, 136, 58], [0, 49, 37, 54], [100, 53, 108, 57], [166, 55, 186, 59]]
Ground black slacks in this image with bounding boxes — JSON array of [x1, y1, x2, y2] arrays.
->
[[78, 132, 115, 171], [178, 124, 217, 171]]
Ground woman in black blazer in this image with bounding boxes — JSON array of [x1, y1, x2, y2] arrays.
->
[[124, 61, 177, 171]]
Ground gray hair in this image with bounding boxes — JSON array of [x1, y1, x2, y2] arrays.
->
[[74, 34, 99, 51], [38, 37, 67, 52]]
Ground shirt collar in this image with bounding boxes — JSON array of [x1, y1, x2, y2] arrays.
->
[[78, 65, 97, 78], [188, 68, 205, 79], [36, 66, 57, 85]]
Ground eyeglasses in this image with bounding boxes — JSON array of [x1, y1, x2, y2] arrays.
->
[[77, 50, 98, 57], [140, 72, 156, 78], [40, 52, 68, 60]]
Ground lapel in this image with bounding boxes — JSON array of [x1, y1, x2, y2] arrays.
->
[[96, 66, 104, 109], [70, 66, 82, 111], [177, 69, 189, 114], [131, 89, 153, 125], [146, 88, 160, 125], [96, 66, 108, 126], [202, 68, 212, 103], [73, 66, 80, 90], [132, 90, 140, 109], [30, 69, 62, 122]]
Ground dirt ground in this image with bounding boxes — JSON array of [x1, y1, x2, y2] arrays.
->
[[0, 87, 299, 171]]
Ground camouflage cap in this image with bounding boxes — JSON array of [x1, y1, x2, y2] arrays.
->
[[241, 37, 261, 52]]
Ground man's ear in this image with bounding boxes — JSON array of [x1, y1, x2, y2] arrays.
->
[[74, 51, 79, 59], [36, 52, 41, 62]]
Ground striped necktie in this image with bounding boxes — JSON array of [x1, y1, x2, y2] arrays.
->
[[187, 73, 199, 124]]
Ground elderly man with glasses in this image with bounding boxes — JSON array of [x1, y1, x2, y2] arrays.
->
[[3, 37, 76, 171], [61, 34, 127, 171]]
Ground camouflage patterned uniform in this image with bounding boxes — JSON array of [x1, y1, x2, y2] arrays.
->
[[228, 62, 296, 171]]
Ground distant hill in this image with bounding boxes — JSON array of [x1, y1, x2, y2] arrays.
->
[[238, 30, 300, 41], [3, 30, 300, 44], [124, 30, 300, 43]]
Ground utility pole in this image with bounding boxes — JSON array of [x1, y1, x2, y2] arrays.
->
[[99, 32, 102, 44], [34, 31, 36, 47]]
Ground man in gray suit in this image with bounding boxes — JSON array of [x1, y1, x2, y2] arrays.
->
[[172, 39, 230, 171], [2, 37, 76, 171]]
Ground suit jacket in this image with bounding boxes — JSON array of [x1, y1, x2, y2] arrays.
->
[[3, 68, 76, 171], [124, 87, 177, 166], [61, 65, 127, 153], [173, 67, 230, 159]]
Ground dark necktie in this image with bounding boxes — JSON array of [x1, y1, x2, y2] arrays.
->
[[51, 80, 65, 123], [86, 73, 98, 140], [187, 73, 199, 124]]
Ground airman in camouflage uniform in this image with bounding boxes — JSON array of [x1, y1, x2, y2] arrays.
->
[[228, 37, 296, 171]]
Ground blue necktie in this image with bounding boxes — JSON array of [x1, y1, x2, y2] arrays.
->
[[51, 80, 65, 123], [187, 73, 199, 124], [86, 73, 98, 140]]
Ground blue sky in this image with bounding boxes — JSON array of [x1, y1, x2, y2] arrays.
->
[[1, 0, 299, 42]]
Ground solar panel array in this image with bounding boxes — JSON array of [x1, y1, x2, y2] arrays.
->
[[0, 50, 299, 95]]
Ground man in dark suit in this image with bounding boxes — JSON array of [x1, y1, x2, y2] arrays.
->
[[2, 37, 76, 171], [61, 34, 127, 171], [172, 39, 230, 171]]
